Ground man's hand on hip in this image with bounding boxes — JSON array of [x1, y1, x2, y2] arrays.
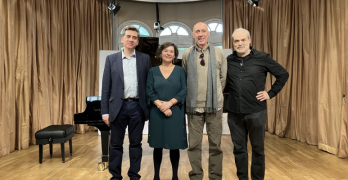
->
[[256, 91, 270, 101], [102, 116, 110, 126]]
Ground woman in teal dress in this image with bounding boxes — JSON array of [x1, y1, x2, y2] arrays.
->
[[146, 42, 187, 180]]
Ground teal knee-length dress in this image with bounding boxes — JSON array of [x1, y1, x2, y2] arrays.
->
[[146, 65, 188, 149]]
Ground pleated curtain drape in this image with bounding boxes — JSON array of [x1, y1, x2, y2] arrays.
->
[[223, 0, 348, 158], [0, 0, 112, 158]]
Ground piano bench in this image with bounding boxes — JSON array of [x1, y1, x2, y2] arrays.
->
[[35, 125, 75, 164]]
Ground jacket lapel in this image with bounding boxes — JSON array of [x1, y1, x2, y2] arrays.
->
[[116, 52, 124, 85], [135, 51, 141, 83]]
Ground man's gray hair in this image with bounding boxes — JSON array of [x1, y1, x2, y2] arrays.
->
[[122, 25, 140, 38], [231, 28, 251, 41]]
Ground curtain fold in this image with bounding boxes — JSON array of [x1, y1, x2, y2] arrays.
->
[[223, 0, 348, 158], [0, 0, 111, 158], [338, 0, 348, 158]]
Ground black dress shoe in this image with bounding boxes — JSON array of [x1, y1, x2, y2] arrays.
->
[[131, 178, 140, 180], [110, 178, 120, 180]]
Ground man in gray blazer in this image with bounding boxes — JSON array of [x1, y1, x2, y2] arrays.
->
[[101, 26, 151, 180]]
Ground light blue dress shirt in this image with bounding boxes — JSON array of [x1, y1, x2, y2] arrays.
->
[[122, 50, 138, 98]]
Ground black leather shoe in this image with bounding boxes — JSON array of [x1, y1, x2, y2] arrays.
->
[[131, 178, 140, 180]]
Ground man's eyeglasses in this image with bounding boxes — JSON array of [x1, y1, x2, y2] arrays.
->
[[200, 53, 205, 66]]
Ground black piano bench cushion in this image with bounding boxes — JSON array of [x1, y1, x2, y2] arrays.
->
[[35, 125, 74, 164], [35, 125, 74, 145]]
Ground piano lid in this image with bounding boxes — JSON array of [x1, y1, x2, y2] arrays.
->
[[136, 37, 160, 67], [135, 37, 183, 67]]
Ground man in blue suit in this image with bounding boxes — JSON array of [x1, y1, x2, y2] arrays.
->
[[101, 25, 151, 180]]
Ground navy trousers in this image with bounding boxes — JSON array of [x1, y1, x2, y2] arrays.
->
[[109, 100, 145, 180], [227, 109, 267, 180]]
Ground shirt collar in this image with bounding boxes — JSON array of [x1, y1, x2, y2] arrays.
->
[[195, 42, 210, 52], [122, 49, 136, 59]]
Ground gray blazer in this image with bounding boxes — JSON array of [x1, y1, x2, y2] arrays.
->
[[101, 51, 151, 122]]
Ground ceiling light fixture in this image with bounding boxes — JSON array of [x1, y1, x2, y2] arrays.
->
[[246, 0, 260, 7], [108, 0, 121, 15]]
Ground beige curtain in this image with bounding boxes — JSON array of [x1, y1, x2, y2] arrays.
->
[[0, 0, 112, 158], [223, 0, 348, 158]]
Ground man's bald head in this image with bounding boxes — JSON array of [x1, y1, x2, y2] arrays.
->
[[192, 22, 210, 49], [193, 22, 208, 31]]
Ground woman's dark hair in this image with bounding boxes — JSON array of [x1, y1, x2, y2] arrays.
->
[[156, 42, 179, 63]]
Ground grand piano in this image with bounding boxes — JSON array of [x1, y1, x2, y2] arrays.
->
[[74, 96, 110, 171]]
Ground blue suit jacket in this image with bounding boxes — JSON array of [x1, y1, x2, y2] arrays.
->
[[101, 50, 151, 122]]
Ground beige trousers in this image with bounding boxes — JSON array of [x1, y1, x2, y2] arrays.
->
[[187, 110, 223, 180]]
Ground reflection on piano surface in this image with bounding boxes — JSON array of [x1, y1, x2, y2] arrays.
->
[[74, 96, 109, 171]]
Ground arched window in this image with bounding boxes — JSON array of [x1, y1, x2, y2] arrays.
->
[[204, 19, 223, 49], [118, 20, 153, 50], [158, 21, 193, 50]]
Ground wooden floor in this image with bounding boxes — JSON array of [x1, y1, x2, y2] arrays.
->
[[0, 131, 347, 180]]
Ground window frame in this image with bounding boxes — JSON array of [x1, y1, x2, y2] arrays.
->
[[157, 21, 193, 50], [204, 19, 223, 48]]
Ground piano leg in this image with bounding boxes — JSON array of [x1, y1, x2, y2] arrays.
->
[[98, 130, 109, 171]]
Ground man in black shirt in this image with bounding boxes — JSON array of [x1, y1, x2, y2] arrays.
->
[[226, 28, 289, 180]]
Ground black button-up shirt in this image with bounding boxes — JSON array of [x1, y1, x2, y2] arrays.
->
[[226, 47, 289, 113]]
